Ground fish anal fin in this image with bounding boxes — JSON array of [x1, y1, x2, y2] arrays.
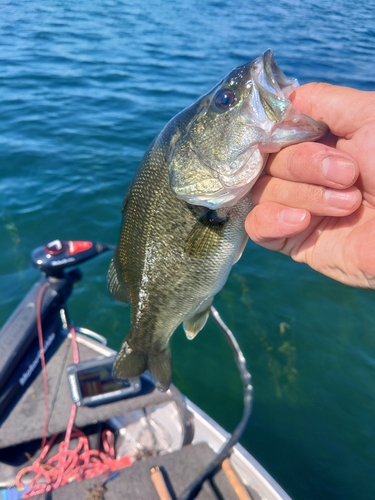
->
[[113, 341, 172, 392], [108, 257, 131, 304], [183, 298, 213, 340], [185, 210, 228, 258]]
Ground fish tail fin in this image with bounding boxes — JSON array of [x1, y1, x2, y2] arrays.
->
[[113, 341, 172, 392], [148, 348, 172, 392], [113, 343, 147, 380]]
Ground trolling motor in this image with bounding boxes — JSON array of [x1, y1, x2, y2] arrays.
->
[[0, 239, 114, 418], [30, 239, 114, 277]]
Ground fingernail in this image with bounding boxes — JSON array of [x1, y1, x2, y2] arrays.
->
[[322, 157, 356, 185], [324, 189, 357, 208], [280, 208, 307, 224]]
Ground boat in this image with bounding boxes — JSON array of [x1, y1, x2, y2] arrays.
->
[[0, 239, 292, 500]]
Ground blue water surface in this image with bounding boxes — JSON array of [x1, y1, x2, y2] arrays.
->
[[1, 1, 375, 499]]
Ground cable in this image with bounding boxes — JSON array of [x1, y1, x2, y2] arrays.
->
[[178, 306, 253, 500], [36, 282, 51, 451]]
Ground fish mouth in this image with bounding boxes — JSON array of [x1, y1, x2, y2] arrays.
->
[[253, 49, 298, 102], [241, 49, 299, 126], [244, 49, 328, 149]]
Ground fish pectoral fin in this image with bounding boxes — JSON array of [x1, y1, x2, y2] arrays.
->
[[113, 341, 172, 392], [183, 297, 213, 339], [108, 257, 131, 304], [185, 209, 228, 258]]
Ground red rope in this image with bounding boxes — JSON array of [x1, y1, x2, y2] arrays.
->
[[15, 288, 132, 497], [15, 427, 126, 497]]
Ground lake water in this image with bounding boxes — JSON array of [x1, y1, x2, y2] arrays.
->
[[1, 1, 375, 498]]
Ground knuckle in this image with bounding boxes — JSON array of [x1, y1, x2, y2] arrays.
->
[[286, 143, 330, 182], [298, 184, 325, 205], [285, 147, 306, 178]]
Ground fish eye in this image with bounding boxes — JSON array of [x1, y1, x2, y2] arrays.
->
[[213, 88, 236, 111]]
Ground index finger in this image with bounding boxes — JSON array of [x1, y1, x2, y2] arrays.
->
[[291, 83, 375, 138], [265, 140, 358, 189]]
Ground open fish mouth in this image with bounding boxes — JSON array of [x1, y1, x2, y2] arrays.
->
[[242, 49, 327, 150], [253, 49, 299, 101]]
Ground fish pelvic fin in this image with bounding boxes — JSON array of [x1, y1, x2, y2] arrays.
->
[[185, 210, 228, 258], [113, 341, 172, 392], [233, 234, 248, 265], [108, 256, 131, 304], [183, 297, 213, 340]]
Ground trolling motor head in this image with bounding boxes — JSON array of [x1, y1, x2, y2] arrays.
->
[[31, 239, 115, 277]]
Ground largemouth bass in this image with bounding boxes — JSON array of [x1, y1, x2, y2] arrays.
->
[[109, 50, 327, 390]]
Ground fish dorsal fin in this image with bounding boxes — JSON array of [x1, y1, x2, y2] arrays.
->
[[185, 210, 228, 258], [108, 256, 131, 304], [183, 297, 213, 339]]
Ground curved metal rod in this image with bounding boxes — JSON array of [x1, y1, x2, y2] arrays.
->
[[178, 306, 253, 500]]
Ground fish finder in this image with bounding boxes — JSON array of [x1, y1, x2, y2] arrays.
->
[[67, 355, 141, 407]]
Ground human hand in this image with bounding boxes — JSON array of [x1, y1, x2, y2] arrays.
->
[[245, 83, 375, 288]]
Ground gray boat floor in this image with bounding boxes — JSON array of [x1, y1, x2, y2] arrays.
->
[[0, 333, 256, 499]]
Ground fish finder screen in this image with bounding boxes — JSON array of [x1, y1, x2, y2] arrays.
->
[[77, 363, 129, 397], [67, 355, 141, 406]]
